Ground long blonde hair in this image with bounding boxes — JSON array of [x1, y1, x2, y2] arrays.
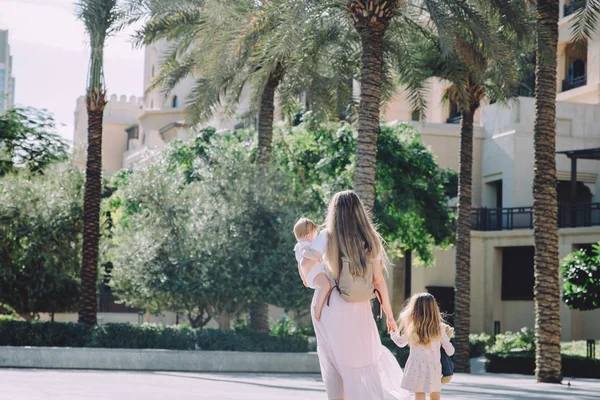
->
[[324, 190, 388, 280], [398, 293, 443, 345]]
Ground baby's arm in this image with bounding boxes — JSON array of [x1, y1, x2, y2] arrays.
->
[[441, 329, 455, 356], [311, 273, 331, 322], [390, 330, 409, 348]]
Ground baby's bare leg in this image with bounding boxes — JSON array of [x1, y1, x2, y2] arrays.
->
[[414, 393, 426, 400], [430, 392, 441, 400], [312, 274, 331, 322]]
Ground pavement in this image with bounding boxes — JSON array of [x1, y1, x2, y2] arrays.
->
[[0, 359, 598, 400]]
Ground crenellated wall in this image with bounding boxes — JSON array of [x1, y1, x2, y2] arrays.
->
[[73, 94, 143, 174]]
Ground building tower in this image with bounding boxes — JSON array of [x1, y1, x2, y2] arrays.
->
[[0, 29, 16, 114]]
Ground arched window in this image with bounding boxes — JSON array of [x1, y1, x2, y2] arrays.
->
[[150, 100, 154, 109], [569, 59, 585, 81], [411, 110, 420, 121], [151, 65, 155, 78], [172, 95, 179, 108]]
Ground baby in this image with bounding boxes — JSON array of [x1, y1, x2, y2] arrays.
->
[[293, 217, 331, 322]]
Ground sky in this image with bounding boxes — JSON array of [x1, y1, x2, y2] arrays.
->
[[0, 0, 144, 142]]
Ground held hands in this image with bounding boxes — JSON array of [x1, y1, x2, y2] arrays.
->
[[386, 315, 399, 333]]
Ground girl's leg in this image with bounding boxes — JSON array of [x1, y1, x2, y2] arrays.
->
[[430, 392, 441, 400], [415, 393, 426, 400]]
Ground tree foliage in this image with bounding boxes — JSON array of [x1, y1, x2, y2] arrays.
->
[[0, 166, 84, 319], [105, 130, 313, 327], [272, 120, 456, 263], [0, 107, 68, 176], [561, 244, 600, 311]]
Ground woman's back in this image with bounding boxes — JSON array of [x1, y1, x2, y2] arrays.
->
[[301, 191, 410, 400]]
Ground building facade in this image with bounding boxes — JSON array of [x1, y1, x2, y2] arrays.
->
[[382, 0, 600, 341], [71, 2, 600, 339], [0, 30, 16, 114]]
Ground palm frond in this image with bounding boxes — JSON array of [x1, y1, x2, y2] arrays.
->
[[571, 0, 600, 42]]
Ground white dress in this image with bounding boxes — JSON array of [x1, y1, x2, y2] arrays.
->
[[307, 230, 410, 400], [390, 328, 455, 393]]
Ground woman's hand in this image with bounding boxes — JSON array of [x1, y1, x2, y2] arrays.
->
[[386, 315, 399, 333]]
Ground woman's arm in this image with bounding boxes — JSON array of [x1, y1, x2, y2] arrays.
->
[[373, 259, 398, 333]]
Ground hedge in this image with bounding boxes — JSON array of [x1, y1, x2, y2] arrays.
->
[[485, 352, 600, 379], [0, 321, 308, 353]]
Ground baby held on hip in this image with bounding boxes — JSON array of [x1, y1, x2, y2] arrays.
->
[[293, 218, 331, 322]]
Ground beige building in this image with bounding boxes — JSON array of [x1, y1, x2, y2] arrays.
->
[[383, 0, 600, 341], [71, 2, 600, 339], [0, 29, 16, 114]]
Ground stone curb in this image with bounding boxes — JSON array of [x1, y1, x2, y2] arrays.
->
[[0, 347, 321, 373]]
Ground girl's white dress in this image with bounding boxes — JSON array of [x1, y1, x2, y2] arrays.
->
[[301, 230, 410, 400], [390, 328, 455, 393]]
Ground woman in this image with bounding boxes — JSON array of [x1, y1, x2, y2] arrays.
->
[[301, 190, 410, 400]]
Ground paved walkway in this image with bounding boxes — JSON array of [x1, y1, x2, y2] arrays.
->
[[0, 367, 598, 400]]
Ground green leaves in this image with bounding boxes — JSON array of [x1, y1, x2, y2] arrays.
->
[[272, 121, 456, 265], [561, 244, 600, 311], [105, 131, 313, 326], [0, 107, 68, 177], [571, 0, 600, 43], [0, 166, 84, 319]]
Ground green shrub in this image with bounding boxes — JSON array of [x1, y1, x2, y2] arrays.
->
[[0, 321, 90, 347], [561, 340, 600, 359], [485, 352, 535, 375], [485, 352, 600, 378], [0, 321, 308, 352], [89, 324, 196, 350], [469, 333, 494, 358], [487, 327, 535, 353]]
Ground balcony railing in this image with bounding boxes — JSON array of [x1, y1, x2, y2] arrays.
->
[[462, 203, 600, 231], [562, 75, 587, 92], [447, 115, 462, 124]]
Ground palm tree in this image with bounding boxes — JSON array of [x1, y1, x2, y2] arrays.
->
[[129, 0, 358, 332], [343, 0, 400, 210], [341, 0, 522, 210], [532, 0, 561, 383], [398, 3, 532, 372], [75, 0, 121, 327]]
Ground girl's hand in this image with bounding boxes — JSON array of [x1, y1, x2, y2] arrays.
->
[[386, 316, 398, 333]]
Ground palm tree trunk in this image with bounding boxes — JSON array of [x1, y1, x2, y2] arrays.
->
[[454, 106, 475, 373], [78, 86, 106, 327], [533, 0, 561, 383], [256, 63, 284, 165], [250, 63, 284, 332], [354, 28, 384, 211], [249, 300, 269, 332]]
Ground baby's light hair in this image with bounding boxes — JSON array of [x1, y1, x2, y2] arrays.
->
[[293, 217, 318, 241]]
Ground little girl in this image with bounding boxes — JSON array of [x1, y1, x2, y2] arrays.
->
[[390, 293, 455, 400], [293, 217, 331, 321]]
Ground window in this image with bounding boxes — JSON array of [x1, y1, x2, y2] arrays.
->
[[172, 95, 179, 108], [151, 65, 155, 78], [150, 100, 154, 109], [411, 110, 420, 122], [501, 246, 534, 301], [569, 59, 586, 81], [447, 102, 461, 124]]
